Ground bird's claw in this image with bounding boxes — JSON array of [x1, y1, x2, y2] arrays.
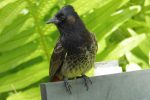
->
[[82, 75, 92, 91], [64, 79, 72, 94]]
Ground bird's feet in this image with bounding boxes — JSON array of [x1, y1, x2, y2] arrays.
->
[[81, 75, 92, 91], [63, 77, 72, 94]]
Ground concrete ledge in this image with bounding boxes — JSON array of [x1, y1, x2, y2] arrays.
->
[[40, 69, 150, 100]]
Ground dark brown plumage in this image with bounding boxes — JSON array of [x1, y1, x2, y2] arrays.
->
[[47, 5, 98, 94]]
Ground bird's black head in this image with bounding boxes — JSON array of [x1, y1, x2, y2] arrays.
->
[[46, 5, 78, 26], [47, 5, 91, 51]]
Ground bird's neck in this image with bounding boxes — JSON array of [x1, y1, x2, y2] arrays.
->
[[58, 22, 92, 52]]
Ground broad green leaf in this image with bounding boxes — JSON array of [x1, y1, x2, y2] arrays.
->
[[0, 0, 26, 33], [0, 14, 30, 44], [124, 19, 150, 28], [38, 0, 59, 20], [125, 51, 149, 68], [0, 42, 40, 73], [73, 0, 129, 15], [0, 61, 48, 93], [7, 87, 40, 100], [94, 6, 141, 40], [94, 5, 141, 53], [0, 0, 17, 8], [145, 0, 150, 6], [97, 34, 146, 60], [0, 27, 36, 52], [127, 28, 150, 57]]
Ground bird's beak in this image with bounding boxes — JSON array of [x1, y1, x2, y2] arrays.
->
[[46, 17, 59, 24]]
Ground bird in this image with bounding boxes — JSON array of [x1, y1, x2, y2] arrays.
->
[[47, 5, 98, 94]]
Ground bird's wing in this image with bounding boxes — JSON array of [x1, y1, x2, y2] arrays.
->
[[91, 33, 98, 52], [49, 38, 66, 81]]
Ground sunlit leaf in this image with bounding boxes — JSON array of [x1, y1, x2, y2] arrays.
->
[[7, 87, 40, 100], [0, 61, 48, 93]]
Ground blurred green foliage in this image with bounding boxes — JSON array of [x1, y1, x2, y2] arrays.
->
[[0, 0, 149, 100]]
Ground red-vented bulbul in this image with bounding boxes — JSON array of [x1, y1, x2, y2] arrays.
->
[[47, 5, 98, 94]]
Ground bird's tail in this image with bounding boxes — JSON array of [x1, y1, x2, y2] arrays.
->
[[49, 75, 62, 82]]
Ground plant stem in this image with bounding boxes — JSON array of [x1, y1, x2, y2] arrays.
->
[[26, 0, 49, 61]]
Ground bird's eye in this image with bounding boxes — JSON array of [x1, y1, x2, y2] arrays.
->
[[61, 16, 65, 21], [56, 13, 66, 21]]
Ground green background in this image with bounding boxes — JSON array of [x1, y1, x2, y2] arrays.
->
[[0, 0, 149, 100]]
